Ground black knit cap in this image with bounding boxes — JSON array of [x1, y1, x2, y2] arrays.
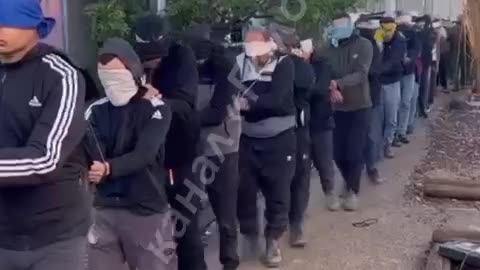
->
[[380, 17, 395, 24], [134, 14, 170, 42]]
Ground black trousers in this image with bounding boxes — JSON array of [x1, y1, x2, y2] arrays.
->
[[167, 164, 207, 270], [289, 126, 311, 227], [438, 54, 448, 89], [333, 109, 370, 194], [238, 129, 296, 240], [429, 62, 439, 105], [206, 153, 240, 269], [419, 65, 432, 115], [310, 129, 335, 194]]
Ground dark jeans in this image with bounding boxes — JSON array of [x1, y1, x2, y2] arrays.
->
[[366, 104, 384, 171], [289, 126, 311, 227], [238, 129, 296, 240], [206, 153, 240, 269], [438, 54, 448, 89], [168, 164, 207, 270], [429, 62, 439, 105], [0, 237, 86, 270], [333, 109, 370, 194], [310, 129, 335, 194], [419, 65, 432, 115], [87, 209, 176, 270]]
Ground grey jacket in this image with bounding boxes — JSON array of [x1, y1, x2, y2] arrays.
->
[[197, 84, 241, 157], [322, 34, 373, 112]]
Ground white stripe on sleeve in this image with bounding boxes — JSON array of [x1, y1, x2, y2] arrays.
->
[[0, 54, 78, 176]]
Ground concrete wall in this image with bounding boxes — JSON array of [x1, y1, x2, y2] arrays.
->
[[64, 0, 97, 69]]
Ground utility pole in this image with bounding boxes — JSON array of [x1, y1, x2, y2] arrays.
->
[[149, 0, 166, 15]]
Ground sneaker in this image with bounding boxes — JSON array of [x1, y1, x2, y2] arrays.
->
[[343, 191, 359, 211], [398, 134, 410, 144], [425, 105, 432, 113], [289, 225, 307, 248], [367, 169, 384, 185], [263, 238, 282, 268], [384, 145, 395, 159], [241, 234, 259, 260], [325, 193, 341, 211], [392, 137, 402, 147]]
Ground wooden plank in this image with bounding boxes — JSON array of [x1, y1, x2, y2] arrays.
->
[[424, 184, 480, 201], [433, 228, 480, 243], [424, 178, 480, 188]]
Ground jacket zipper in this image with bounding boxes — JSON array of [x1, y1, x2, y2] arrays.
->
[[0, 68, 6, 107]]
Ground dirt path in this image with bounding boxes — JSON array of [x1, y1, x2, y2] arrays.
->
[[206, 105, 480, 270]]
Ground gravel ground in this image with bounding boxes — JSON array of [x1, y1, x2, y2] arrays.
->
[[204, 93, 480, 270], [409, 92, 480, 209]]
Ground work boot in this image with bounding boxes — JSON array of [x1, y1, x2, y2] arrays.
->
[[384, 145, 395, 159], [398, 134, 410, 144], [407, 126, 414, 135], [241, 234, 259, 260], [263, 238, 282, 268], [367, 168, 384, 185], [325, 193, 341, 211], [289, 224, 307, 248], [343, 191, 359, 211]]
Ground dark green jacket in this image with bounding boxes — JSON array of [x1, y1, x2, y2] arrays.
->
[[321, 34, 373, 112]]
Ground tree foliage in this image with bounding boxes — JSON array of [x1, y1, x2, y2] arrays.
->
[[84, 0, 148, 45], [167, 0, 363, 33]]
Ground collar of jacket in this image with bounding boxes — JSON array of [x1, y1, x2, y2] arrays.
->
[[337, 32, 360, 47]]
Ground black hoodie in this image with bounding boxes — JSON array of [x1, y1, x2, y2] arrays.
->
[[0, 43, 90, 250], [138, 40, 201, 169], [86, 39, 172, 215]]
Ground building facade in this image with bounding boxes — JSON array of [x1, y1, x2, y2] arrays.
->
[[364, 0, 463, 20]]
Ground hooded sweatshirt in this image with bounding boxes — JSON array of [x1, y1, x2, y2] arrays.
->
[[137, 39, 200, 169], [194, 40, 241, 157], [85, 39, 172, 215], [0, 43, 90, 250]]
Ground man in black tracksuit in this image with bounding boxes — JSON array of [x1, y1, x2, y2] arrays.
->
[[133, 15, 206, 270], [189, 34, 242, 270], [268, 26, 315, 247], [309, 55, 338, 210], [85, 38, 175, 270], [237, 29, 296, 268], [0, 2, 90, 269]]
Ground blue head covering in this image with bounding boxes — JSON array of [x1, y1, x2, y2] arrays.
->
[[0, 0, 56, 39]]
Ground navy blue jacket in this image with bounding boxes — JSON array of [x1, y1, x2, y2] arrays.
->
[[398, 25, 421, 75], [381, 31, 407, 84], [291, 55, 315, 128]]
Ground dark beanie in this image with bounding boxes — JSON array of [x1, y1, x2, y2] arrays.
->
[[134, 15, 170, 42]]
